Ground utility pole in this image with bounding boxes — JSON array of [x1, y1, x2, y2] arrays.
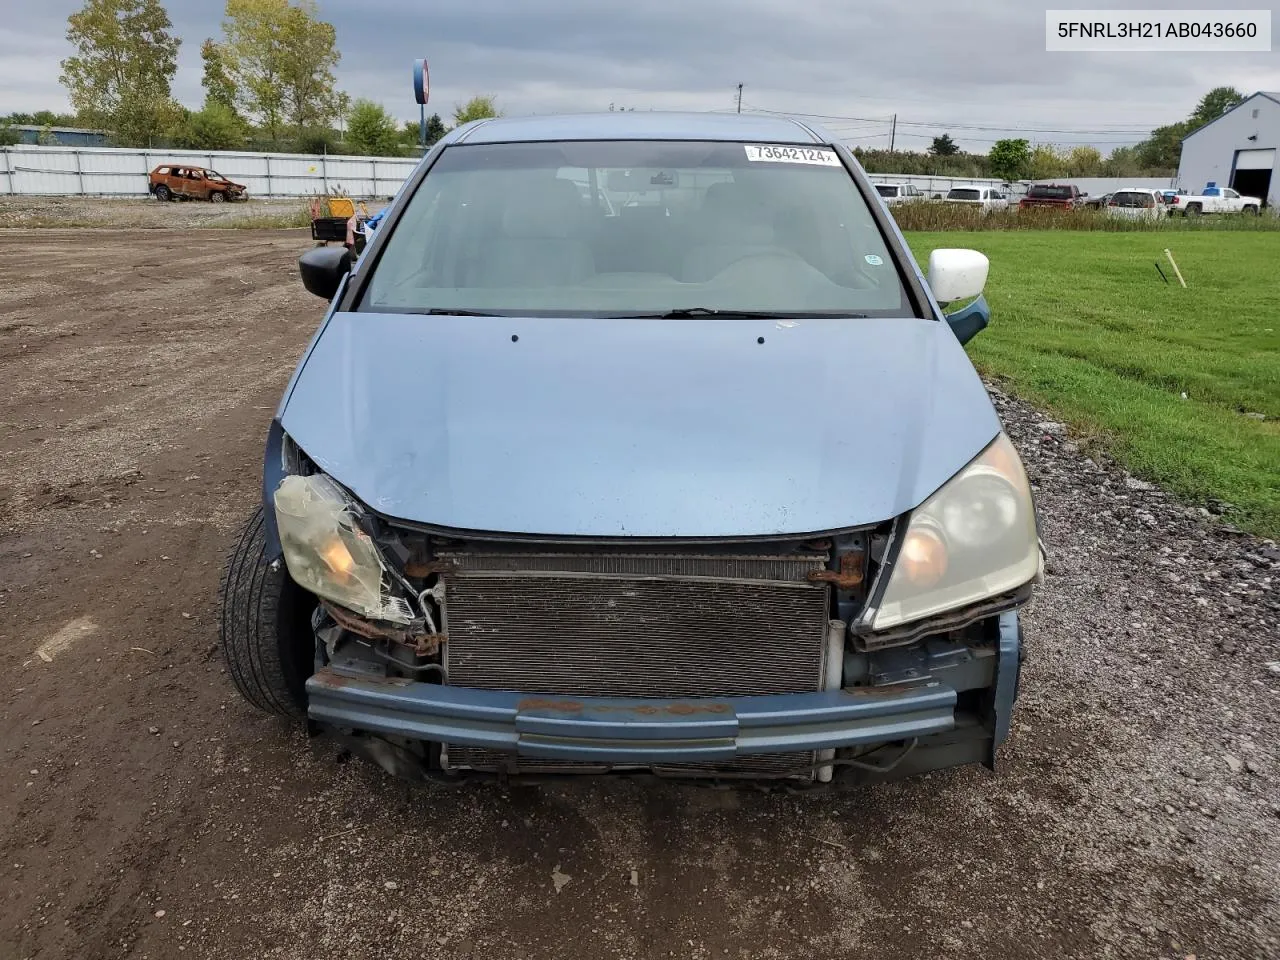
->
[[736, 83, 743, 114], [890, 113, 897, 152]]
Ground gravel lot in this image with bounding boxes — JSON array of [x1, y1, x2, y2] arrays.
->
[[1, 229, 1277, 960]]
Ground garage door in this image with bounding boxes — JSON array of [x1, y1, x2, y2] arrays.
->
[[1235, 148, 1276, 170]]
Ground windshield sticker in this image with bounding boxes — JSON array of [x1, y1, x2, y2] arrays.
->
[[744, 144, 841, 166], [864, 254, 884, 265]]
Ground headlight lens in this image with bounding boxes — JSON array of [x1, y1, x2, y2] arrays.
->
[[871, 433, 1039, 631], [273, 474, 413, 624]]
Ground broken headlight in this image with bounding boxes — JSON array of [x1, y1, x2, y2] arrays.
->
[[273, 474, 413, 624], [870, 433, 1040, 631]]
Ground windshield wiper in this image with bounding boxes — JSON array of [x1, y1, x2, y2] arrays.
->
[[612, 307, 869, 319], [420, 308, 507, 317]]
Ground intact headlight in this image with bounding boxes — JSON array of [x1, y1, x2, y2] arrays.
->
[[273, 474, 413, 624], [870, 433, 1040, 631]]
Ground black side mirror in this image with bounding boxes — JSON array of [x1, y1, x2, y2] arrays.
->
[[944, 294, 990, 345], [299, 246, 352, 300]]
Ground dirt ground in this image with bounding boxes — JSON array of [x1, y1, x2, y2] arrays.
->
[[1, 229, 1277, 960]]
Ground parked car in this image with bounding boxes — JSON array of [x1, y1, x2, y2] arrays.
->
[[944, 186, 1009, 211], [1105, 188, 1167, 221], [1018, 184, 1085, 211], [220, 112, 1041, 788], [149, 165, 247, 202], [874, 182, 926, 205], [1166, 183, 1262, 216]]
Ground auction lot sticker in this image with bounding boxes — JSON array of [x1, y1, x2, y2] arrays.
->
[[744, 145, 842, 165], [1046, 9, 1271, 51]]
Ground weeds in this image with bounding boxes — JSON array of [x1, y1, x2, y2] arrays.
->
[[892, 202, 1280, 232]]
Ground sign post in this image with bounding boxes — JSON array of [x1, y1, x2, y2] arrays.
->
[[413, 59, 430, 150]]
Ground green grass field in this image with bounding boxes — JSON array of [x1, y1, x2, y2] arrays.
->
[[906, 231, 1280, 538]]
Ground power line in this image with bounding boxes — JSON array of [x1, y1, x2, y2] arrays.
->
[[741, 103, 1151, 136]]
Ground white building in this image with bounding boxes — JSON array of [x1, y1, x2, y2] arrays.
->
[[1177, 91, 1279, 207]]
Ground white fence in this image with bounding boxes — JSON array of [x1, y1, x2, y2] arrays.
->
[[0, 145, 1180, 201], [0, 145, 419, 198]]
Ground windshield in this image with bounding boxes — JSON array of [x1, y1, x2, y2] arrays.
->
[[1028, 185, 1073, 199], [1112, 191, 1154, 207], [362, 140, 908, 318], [947, 188, 980, 200]]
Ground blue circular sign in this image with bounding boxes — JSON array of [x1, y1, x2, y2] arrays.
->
[[413, 59, 430, 105]]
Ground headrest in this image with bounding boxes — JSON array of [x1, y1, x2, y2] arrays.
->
[[501, 178, 585, 239]]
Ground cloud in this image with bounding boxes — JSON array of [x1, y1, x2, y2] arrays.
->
[[4, 0, 1274, 152]]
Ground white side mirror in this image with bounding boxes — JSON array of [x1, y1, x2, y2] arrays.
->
[[928, 249, 989, 303]]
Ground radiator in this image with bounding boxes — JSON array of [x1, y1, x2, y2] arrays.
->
[[438, 549, 832, 777]]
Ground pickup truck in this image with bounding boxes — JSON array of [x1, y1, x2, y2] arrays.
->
[[1018, 184, 1085, 210], [1166, 184, 1262, 216]]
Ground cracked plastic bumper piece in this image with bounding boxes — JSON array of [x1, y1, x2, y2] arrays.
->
[[306, 669, 959, 763]]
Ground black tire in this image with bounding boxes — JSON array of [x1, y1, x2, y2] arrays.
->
[[154, 184, 171, 201], [219, 507, 317, 717], [1243, 205, 1259, 216], [1185, 203, 1202, 217], [210, 191, 226, 203]]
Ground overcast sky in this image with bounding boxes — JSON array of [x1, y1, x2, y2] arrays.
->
[[1, 0, 1275, 152]]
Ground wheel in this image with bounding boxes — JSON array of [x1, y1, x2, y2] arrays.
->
[[1243, 205, 1259, 216], [218, 507, 317, 717], [154, 185, 171, 201], [210, 191, 226, 203], [1185, 203, 1202, 217]]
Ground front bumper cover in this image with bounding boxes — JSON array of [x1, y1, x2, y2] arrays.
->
[[310, 674, 954, 765], [306, 613, 1021, 771]]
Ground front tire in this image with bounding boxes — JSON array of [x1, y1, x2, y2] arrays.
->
[[210, 191, 226, 203], [1243, 205, 1259, 216], [219, 508, 317, 717], [154, 185, 171, 201]]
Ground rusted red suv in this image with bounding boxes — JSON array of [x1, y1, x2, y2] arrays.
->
[[149, 165, 247, 203]]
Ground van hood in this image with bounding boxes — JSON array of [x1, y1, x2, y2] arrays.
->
[[279, 312, 1000, 538]]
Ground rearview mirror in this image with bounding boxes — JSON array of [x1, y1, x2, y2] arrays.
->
[[299, 246, 351, 300], [927, 248, 989, 304]]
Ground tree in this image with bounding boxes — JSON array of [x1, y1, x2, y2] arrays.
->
[[1103, 145, 1142, 178], [346, 99, 400, 156], [929, 133, 959, 156], [1027, 144, 1062, 180], [425, 112, 447, 146], [1188, 86, 1244, 131], [3, 110, 79, 127], [988, 138, 1030, 180], [453, 95, 500, 126], [221, 0, 341, 144], [1065, 145, 1103, 177], [172, 102, 243, 149], [1135, 121, 1189, 171], [293, 126, 337, 154], [201, 39, 237, 111], [59, 0, 181, 145]]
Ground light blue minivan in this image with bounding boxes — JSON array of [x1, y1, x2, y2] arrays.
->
[[220, 112, 1041, 787]]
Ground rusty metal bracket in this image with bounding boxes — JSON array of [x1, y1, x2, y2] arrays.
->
[[806, 552, 865, 590], [321, 600, 446, 655]]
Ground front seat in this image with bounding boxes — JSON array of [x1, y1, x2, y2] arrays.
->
[[682, 181, 782, 282], [468, 178, 594, 288]]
